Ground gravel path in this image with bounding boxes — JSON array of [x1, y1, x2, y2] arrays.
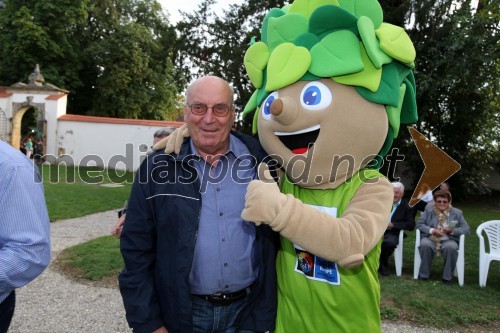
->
[[8, 210, 453, 333]]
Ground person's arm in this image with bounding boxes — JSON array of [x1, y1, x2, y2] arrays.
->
[[392, 202, 415, 231], [416, 207, 443, 236], [111, 201, 128, 238], [0, 164, 50, 293], [449, 209, 471, 236], [242, 166, 392, 268], [118, 162, 164, 333]]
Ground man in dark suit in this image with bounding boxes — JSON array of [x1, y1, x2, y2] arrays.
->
[[379, 182, 415, 276]]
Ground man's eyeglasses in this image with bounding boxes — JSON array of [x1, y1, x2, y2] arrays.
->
[[436, 200, 449, 204], [187, 103, 232, 117]]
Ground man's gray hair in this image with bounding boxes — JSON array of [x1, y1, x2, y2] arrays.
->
[[154, 127, 175, 138], [391, 181, 405, 192]]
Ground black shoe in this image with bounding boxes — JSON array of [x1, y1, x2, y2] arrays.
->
[[442, 279, 452, 285], [379, 262, 391, 276], [418, 276, 429, 281]]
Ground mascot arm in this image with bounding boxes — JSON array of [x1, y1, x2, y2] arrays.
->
[[152, 124, 189, 154], [243, 175, 392, 268]]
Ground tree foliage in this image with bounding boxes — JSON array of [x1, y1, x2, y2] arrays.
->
[[404, 0, 499, 197], [177, 0, 498, 197], [0, 0, 183, 120]]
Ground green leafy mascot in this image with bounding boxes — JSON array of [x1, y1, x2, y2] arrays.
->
[[240, 0, 418, 331]]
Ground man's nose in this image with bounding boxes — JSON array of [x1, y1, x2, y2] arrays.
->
[[270, 97, 297, 125], [202, 108, 216, 123]]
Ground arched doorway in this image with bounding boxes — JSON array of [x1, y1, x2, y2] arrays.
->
[[0, 64, 68, 157]]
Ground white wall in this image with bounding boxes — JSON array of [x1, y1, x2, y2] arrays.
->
[[56, 117, 182, 171]]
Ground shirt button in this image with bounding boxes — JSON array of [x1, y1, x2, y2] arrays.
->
[[219, 212, 223, 216], [222, 237, 226, 241], [224, 263, 228, 267], [225, 285, 229, 289], [217, 188, 221, 192]]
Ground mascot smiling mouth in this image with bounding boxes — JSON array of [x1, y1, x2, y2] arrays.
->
[[274, 125, 320, 154]]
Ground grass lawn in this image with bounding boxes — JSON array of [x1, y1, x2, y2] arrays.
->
[[48, 166, 499, 330], [41, 164, 133, 221], [380, 199, 500, 330]]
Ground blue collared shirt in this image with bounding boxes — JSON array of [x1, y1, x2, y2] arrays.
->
[[188, 134, 258, 295], [0, 141, 51, 304]]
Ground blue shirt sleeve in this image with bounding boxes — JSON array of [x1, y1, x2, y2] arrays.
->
[[0, 156, 51, 303]]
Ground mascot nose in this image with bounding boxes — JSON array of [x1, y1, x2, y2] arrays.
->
[[270, 97, 297, 125]]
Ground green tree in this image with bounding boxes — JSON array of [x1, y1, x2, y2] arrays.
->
[[0, 0, 88, 90], [405, 0, 499, 197], [0, 0, 183, 120]]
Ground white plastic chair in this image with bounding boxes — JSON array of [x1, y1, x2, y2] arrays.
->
[[413, 229, 465, 286], [394, 230, 404, 276], [476, 220, 500, 287]]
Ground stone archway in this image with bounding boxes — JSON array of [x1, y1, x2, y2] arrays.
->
[[0, 64, 68, 156], [10, 99, 46, 150]]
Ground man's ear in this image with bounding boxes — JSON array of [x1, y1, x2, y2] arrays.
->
[[183, 106, 188, 122]]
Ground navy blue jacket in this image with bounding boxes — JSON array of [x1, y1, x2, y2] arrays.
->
[[119, 131, 278, 333]]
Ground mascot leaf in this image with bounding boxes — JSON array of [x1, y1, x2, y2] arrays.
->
[[376, 23, 416, 64], [386, 83, 406, 138], [333, 43, 382, 92], [261, 8, 286, 44], [242, 90, 259, 119], [289, 0, 340, 19], [309, 30, 363, 77], [266, 43, 312, 91], [244, 42, 270, 88], [267, 14, 309, 51], [355, 63, 400, 107], [401, 76, 418, 124], [309, 5, 359, 38], [294, 32, 321, 50], [338, 0, 383, 28], [357, 16, 392, 68]]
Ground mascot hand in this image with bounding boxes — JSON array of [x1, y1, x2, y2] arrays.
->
[[241, 163, 289, 227], [152, 124, 190, 154]]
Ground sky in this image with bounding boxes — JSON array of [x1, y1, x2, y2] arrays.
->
[[157, 0, 244, 24]]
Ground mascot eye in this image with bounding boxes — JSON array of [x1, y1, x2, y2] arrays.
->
[[300, 81, 332, 111], [261, 92, 279, 120]]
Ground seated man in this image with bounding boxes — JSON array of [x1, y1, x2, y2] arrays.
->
[[379, 182, 415, 276], [417, 190, 470, 284]]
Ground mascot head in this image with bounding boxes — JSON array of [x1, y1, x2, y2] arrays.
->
[[243, 0, 417, 189]]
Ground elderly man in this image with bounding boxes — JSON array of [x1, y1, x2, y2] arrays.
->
[[119, 76, 278, 333], [379, 182, 415, 276]]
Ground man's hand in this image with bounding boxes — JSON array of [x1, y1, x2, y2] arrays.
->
[[152, 326, 168, 333], [241, 163, 288, 227], [111, 214, 126, 239]]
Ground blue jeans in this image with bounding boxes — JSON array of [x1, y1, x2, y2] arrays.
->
[[191, 294, 260, 333]]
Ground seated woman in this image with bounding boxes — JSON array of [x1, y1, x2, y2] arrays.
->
[[416, 190, 470, 284]]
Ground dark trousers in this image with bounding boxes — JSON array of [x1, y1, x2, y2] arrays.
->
[[0, 291, 15, 333], [380, 233, 400, 265]]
